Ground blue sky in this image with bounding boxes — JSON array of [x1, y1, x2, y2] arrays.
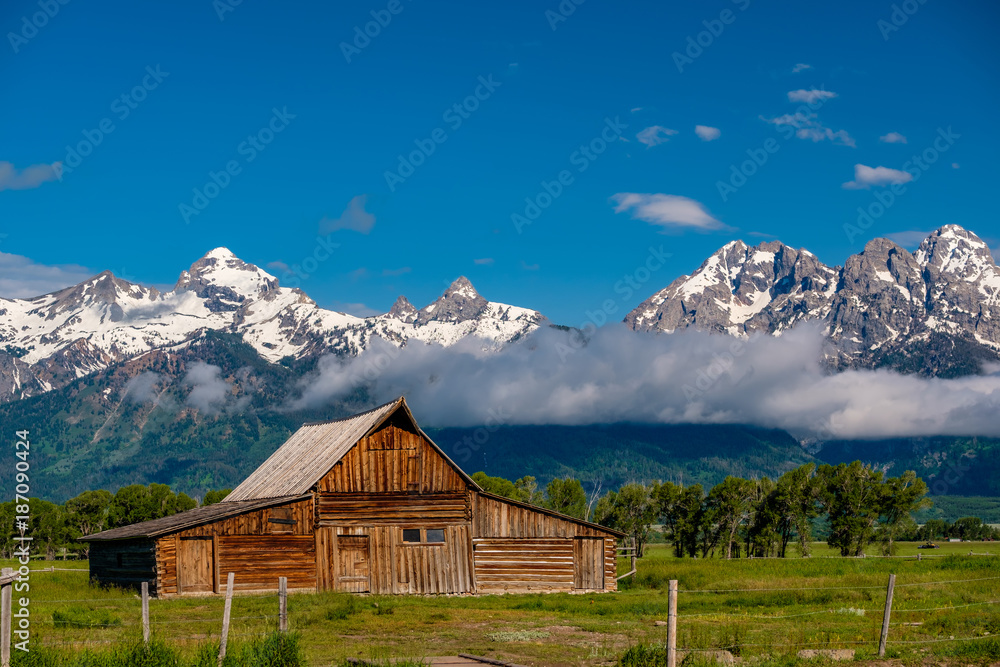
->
[[1, 0, 998, 324]]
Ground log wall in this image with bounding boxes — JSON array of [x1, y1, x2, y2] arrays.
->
[[155, 497, 316, 596], [90, 540, 157, 594]]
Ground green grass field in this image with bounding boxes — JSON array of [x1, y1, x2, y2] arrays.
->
[[7, 542, 1000, 666]]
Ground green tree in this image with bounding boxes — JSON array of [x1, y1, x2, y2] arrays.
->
[[704, 477, 756, 559], [202, 488, 232, 506], [545, 478, 588, 520], [512, 476, 544, 505], [593, 484, 657, 556], [108, 483, 195, 528], [655, 482, 705, 558], [878, 470, 930, 555], [64, 489, 113, 556], [818, 462, 885, 557], [471, 472, 518, 499]]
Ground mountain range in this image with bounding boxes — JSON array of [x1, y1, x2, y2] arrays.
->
[[2, 225, 999, 502], [3, 225, 999, 406]]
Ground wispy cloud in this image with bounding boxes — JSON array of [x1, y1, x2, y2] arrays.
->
[[787, 89, 837, 104], [267, 260, 290, 272], [319, 194, 375, 234], [0, 161, 61, 191], [879, 132, 908, 144], [473, 258, 494, 266], [183, 362, 233, 415], [636, 126, 678, 147], [520, 260, 540, 271], [842, 164, 913, 189], [792, 63, 812, 73], [694, 125, 721, 141], [761, 112, 855, 147], [0, 250, 94, 298], [348, 267, 369, 281], [612, 193, 727, 232], [885, 230, 933, 249], [382, 266, 411, 277]]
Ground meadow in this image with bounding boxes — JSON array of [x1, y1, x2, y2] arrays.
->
[[5, 541, 999, 666]]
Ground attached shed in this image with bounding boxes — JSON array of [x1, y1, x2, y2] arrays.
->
[[85, 397, 624, 596]]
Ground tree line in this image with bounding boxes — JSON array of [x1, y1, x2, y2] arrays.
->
[[476, 462, 978, 558], [3, 462, 996, 561], [0, 484, 231, 559]]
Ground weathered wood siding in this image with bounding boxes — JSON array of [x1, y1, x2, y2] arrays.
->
[[90, 539, 157, 593], [473, 538, 574, 593], [317, 492, 470, 526], [471, 493, 619, 593], [155, 497, 315, 596], [316, 525, 474, 595], [317, 424, 466, 494], [471, 493, 610, 538], [218, 535, 316, 591]]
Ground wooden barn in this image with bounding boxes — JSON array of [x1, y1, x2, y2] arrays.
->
[[84, 397, 624, 597]]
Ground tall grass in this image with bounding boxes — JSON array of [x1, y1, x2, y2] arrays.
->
[[11, 631, 303, 667]]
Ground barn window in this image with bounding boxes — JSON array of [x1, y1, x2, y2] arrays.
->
[[402, 528, 445, 544], [269, 507, 295, 534]]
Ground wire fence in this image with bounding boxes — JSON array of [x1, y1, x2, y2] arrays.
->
[[6, 570, 1000, 660]]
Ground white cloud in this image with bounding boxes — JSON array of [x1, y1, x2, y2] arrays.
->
[[288, 326, 1000, 440], [474, 258, 494, 265], [879, 132, 908, 144], [842, 164, 913, 189], [761, 112, 855, 147], [319, 194, 375, 234], [952, 163, 960, 169], [885, 230, 933, 249], [792, 63, 812, 73], [636, 126, 678, 147], [0, 250, 94, 298], [267, 260, 290, 272], [183, 362, 232, 415], [694, 125, 721, 141], [382, 266, 411, 277], [0, 161, 61, 191], [612, 193, 727, 232], [520, 260, 540, 271], [787, 89, 837, 104]]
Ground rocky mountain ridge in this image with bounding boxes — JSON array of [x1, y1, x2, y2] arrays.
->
[[0, 248, 544, 401], [624, 225, 1000, 374]]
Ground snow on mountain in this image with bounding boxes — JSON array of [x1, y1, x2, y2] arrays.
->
[[0, 249, 546, 401], [626, 225, 1000, 372]]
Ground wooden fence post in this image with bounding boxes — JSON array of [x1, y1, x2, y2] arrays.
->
[[278, 577, 288, 633], [141, 581, 150, 645], [667, 579, 678, 667], [218, 572, 235, 667], [878, 573, 896, 658], [1, 567, 13, 667], [630, 537, 637, 580]]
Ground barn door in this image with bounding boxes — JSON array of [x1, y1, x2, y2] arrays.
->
[[336, 535, 370, 593], [178, 536, 215, 594], [574, 537, 605, 591]]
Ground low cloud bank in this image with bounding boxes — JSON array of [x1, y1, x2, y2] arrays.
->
[[288, 325, 1000, 440]]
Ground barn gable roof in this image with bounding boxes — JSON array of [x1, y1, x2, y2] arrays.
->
[[226, 396, 479, 502], [83, 495, 309, 541]]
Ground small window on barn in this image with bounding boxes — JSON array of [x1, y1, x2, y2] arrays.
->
[[269, 507, 295, 534], [402, 528, 445, 544]]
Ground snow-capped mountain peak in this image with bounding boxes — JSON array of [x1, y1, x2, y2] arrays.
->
[[0, 253, 545, 401], [626, 224, 1000, 372]]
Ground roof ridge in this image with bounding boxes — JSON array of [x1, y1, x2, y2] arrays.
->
[[301, 396, 404, 427]]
